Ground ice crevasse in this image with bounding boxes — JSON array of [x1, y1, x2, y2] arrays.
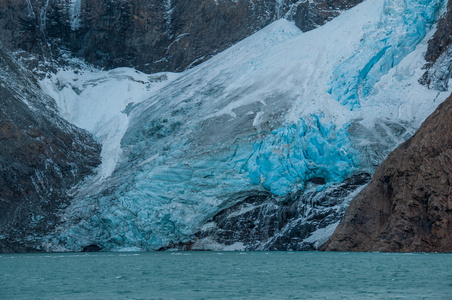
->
[[329, 0, 443, 110], [41, 0, 450, 251]]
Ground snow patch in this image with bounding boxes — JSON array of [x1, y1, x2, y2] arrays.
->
[[40, 65, 180, 179], [224, 242, 246, 251], [304, 222, 340, 249]]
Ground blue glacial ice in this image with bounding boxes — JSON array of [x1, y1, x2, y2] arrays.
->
[[41, 0, 450, 251], [329, 0, 443, 110], [245, 115, 358, 196]]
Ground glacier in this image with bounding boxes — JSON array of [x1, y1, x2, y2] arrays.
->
[[40, 0, 450, 251], [244, 116, 358, 196], [329, 0, 442, 110]]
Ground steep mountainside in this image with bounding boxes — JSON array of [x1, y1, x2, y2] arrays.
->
[[324, 93, 452, 252], [0, 0, 364, 73], [0, 44, 101, 252], [421, 0, 452, 91]]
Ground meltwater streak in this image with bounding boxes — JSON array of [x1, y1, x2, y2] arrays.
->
[[1, 252, 451, 299]]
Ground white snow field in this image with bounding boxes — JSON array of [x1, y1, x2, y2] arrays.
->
[[41, 0, 450, 251]]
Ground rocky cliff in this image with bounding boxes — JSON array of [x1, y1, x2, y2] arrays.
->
[[420, 0, 452, 90], [293, 0, 363, 31], [324, 92, 452, 252], [0, 0, 286, 73], [0, 44, 101, 252], [168, 174, 370, 251], [0, 0, 364, 73]]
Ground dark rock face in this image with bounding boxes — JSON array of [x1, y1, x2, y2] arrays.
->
[[420, 0, 452, 91], [0, 44, 101, 252], [293, 0, 363, 32], [0, 0, 291, 73], [171, 174, 370, 251], [67, 0, 286, 73], [0, 0, 364, 73], [0, 0, 42, 53], [324, 93, 452, 253]]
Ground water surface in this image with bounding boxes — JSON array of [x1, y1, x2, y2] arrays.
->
[[1, 251, 451, 299]]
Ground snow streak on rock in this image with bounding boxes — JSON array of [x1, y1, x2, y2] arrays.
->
[[68, 0, 82, 30]]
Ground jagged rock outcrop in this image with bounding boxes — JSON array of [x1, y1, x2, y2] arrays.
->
[[167, 174, 370, 251], [293, 0, 363, 31], [0, 44, 101, 252], [420, 0, 452, 90], [324, 93, 452, 252], [0, 0, 364, 73]]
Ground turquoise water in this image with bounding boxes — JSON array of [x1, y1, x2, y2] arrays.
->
[[1, 252, 451, 299]]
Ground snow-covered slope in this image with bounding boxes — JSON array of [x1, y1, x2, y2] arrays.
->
[[41, 66, 180, 180], [41, 0, 450, 251]]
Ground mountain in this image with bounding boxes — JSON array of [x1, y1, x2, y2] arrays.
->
[[0, 0, 451, 252], [0, 44, 101, 252]]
